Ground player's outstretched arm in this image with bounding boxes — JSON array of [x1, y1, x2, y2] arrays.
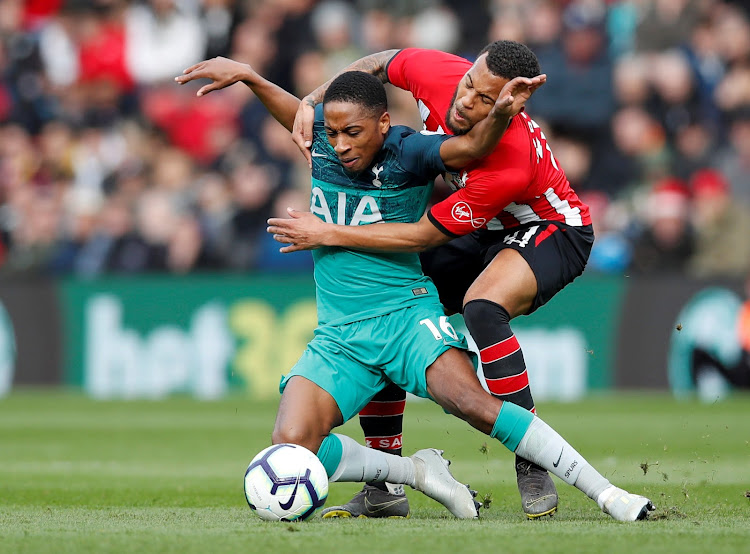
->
[[292, 50, 399, 165], [175, 57, 299, 132], [439, 74, 546, 170], [268, 210, 451, 253]]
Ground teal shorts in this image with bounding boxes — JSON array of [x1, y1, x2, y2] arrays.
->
[[279, 302, 475, 422]]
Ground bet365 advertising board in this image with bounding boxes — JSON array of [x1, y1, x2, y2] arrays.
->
[[0, 273, 745, 399]]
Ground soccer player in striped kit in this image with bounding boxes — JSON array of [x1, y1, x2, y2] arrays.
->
[[271, 41, 593, 520]]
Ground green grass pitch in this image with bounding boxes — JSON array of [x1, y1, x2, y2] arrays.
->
[[1, 391, 748, 553]]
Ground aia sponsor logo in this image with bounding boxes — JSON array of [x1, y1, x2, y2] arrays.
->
[[451, 202, 486, 228]]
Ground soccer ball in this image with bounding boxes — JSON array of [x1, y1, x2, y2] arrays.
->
[[244, 443, 329, 522]]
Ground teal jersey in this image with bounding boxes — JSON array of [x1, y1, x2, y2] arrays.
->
[[310, 104, 451, 325]]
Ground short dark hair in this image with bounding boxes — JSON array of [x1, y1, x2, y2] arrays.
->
[[323, 71, 388, 116], [479, 40, 541, 80]]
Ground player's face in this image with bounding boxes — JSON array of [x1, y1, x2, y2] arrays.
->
[[445, 54, 509, 135], [323, 101, 390, 173]]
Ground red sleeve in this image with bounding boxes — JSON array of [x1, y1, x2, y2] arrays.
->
[[428, 133, 533, 237], [387, 49, 469, 91], [386, 49, 470, 129]]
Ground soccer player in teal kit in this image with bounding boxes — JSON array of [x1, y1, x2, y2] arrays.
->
[[177, 57, 653, 522]]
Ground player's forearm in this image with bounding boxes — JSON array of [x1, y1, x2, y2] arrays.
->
[[440, 111, 511, 170], [240, 69, 300, 132], [303, 50, 399, 107], [327, 218, 450, 253], [326, 224, 429, 252]]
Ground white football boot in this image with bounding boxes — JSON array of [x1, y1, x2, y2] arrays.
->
[[410, 448, 479, 519], [597, 485, 655, 521]]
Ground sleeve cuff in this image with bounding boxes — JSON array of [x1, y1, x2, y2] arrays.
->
[[385, 49, 404, 84], [427, 209, 461, 238]]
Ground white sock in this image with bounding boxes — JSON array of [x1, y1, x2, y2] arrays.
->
[[329, 434, 416, 487], [515, 417, 611, 500], [385, 483, 405, 495]]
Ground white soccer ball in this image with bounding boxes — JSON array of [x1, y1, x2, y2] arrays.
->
[[244, 443, 329, 521]]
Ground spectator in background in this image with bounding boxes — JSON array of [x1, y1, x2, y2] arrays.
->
[[359, 9, 398, 53], [310, 1, 363, 74], [716, 110, 750, 206], [255, 188, 313, 273], [407, 3, 461, 52], [74, 193, 135, 276], [712, 3, 750, 69], [149, 146, 194, 207], [670, 116, 717, 181], [222, 161, 279, 270], [48, 187, 102, 274], [649, 49, 703, 140], [108, 188, 171, 272], [487, 2, 526, 45], [200, 0, 238, 60], [529, 1, 614, 141], [684, 15, 725, 123], [167, 213, 220, 272], [522, 0, 561, 51], [264, 0, 317, 94], [36, 121, 76, 185], [74, 1, 136, 127], [551, 134, 594, 191], [194, 171, 234, 260], [688, 169, 750, 278], [608, 106, 671, 192], [580, 190, 631, 274], [612, 54, 650, 108], [630, 178, 695, 274], [635, 0, 703, 52], [125, 0, 206, 86], [0, 188, 62, 276]]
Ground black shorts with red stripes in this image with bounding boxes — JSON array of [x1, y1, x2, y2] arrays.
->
[[419, 221, 595, 315]]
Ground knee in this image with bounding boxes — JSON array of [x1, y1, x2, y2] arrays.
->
[[462, 298, 511, 327], [272, 404, 340, 452], [272, 420, 330, 453]]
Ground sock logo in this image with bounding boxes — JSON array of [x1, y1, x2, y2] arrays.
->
[[564, 460, 578, 479], [552, 448, 564, 468]]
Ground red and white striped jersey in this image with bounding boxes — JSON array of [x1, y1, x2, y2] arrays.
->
[[387, 48, 592, 236]]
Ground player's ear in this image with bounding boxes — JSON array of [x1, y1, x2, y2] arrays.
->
[[379, 111, 390, 133]]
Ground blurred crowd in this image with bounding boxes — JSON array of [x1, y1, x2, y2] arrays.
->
[[0, 0, 749, 278]]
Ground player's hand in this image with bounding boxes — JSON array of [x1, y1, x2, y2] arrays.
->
[[292, 98, 316, 168], [491, 74, 547, 119], [175, 57, 255, 97], [267, 208, 327, 252]]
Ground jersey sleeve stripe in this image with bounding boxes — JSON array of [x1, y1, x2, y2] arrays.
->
[[543, 187, 583, 226], [504, 202, 542, 225]]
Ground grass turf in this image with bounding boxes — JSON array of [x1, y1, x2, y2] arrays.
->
[[1, 391, 748, 553]]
